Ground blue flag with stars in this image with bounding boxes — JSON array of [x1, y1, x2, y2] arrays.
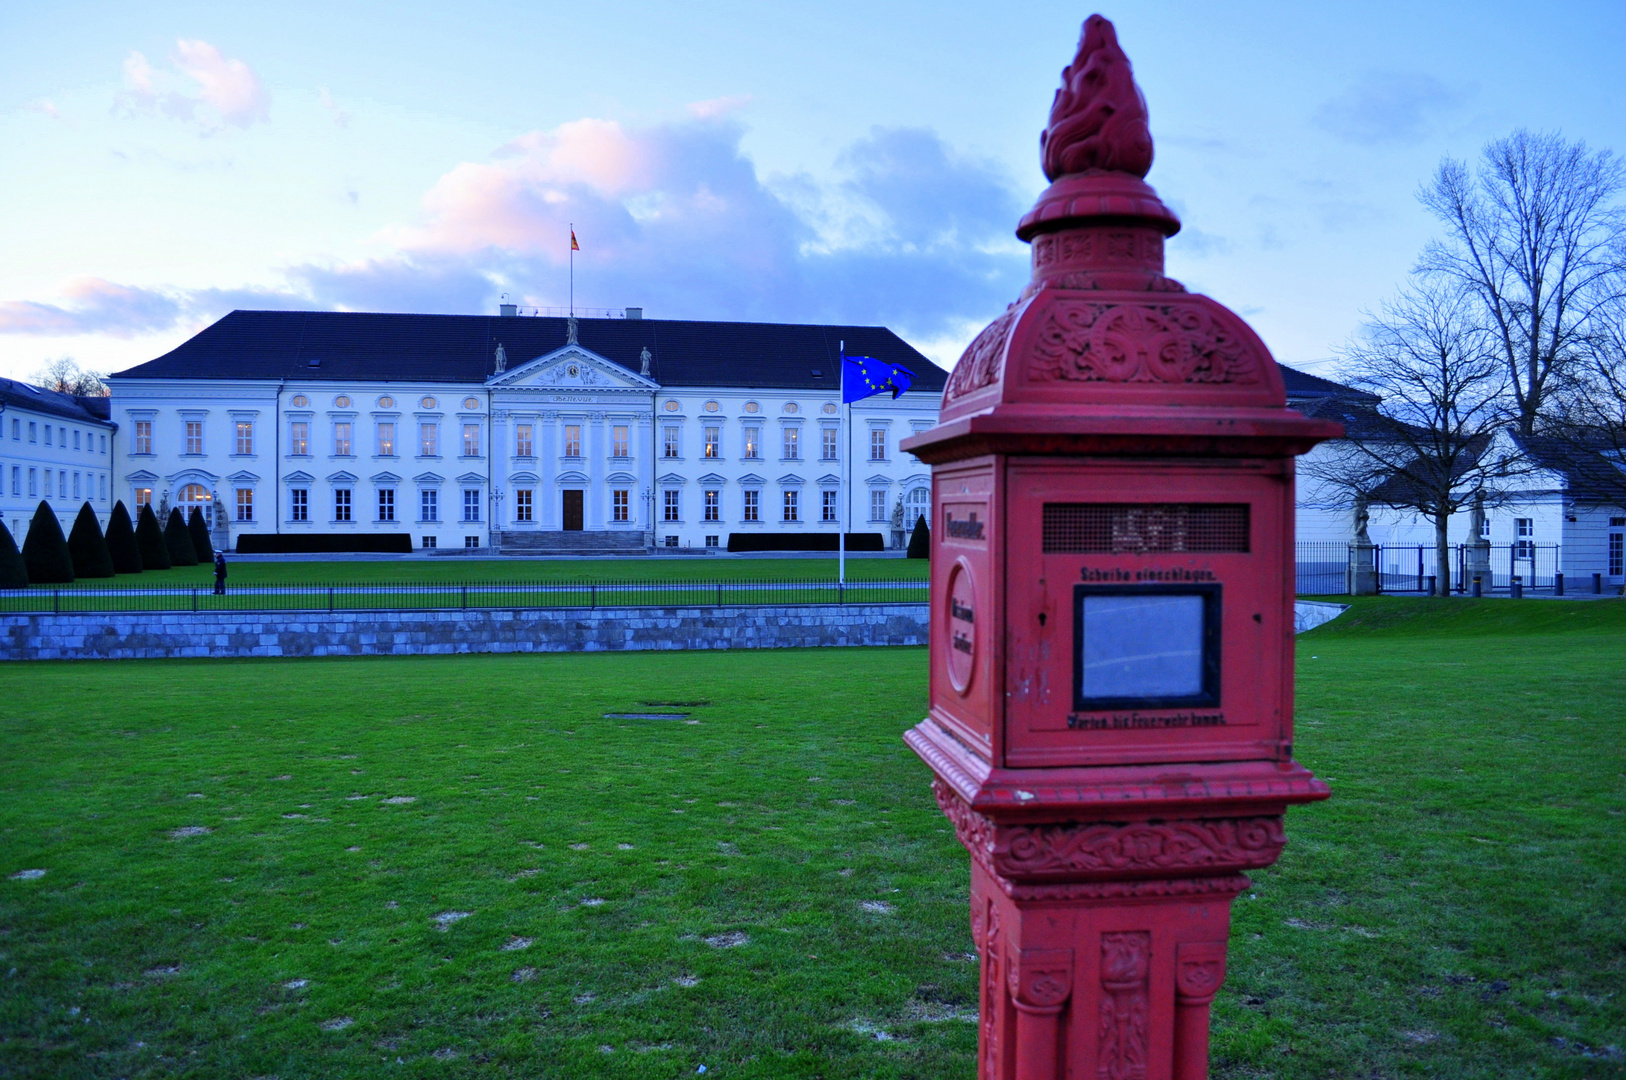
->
[[842, 354, 915, 403]]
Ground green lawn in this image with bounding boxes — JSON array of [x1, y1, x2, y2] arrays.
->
[[1, 601, 1623, 1078]]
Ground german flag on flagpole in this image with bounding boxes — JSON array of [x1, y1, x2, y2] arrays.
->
[[570, 229, 580, 251]]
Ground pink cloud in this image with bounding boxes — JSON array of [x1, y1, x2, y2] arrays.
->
[[0, 278, 184, 337], [688, 95, 752, 120], [116, 40, 269, 132]]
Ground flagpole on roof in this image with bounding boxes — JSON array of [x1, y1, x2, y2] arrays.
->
[[569, 223, 574, 317], [838, 340, 846, 588]]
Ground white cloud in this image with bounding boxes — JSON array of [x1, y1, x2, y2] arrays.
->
[[319, 87, 351, 129], [116, 40, 270, 133]]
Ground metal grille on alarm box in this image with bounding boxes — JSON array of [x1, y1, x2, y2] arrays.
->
[[1042, 503, 1250, 554]]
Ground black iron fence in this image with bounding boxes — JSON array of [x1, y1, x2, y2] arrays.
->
[[0, 578, 930, 615], [1294, 543, 1599, 595]]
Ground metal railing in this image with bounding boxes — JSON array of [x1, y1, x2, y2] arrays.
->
[[1295, 543, 1599, 596], [0, 578, 930, 614]]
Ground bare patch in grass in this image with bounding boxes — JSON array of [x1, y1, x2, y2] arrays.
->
[[432, 911, 471, 930], [432, 1048, 458, 1061], [860, 900, 895, 914], [575, 992, 596, 1004], [569, 843, 590, 851], [169, 826, 211, 839], [704, 931, 748, 948], [617, 843, 635, 850], [672, 975, 700, 987], [320, 1016, 353, 1031], [579, 898, 605, 907], [143, 965, 181, 978], [380, 796, 416, 805], [9, 869, 46, 881], [501, 937, 533, 951], [511, 967, 536, 983], [284, 979, 308, 990]]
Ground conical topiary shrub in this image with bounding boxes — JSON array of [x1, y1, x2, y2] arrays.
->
[[136, 503, 171, 571], [0, 521, 28, 588], [68, 502, 115, 579], [165, 508, 199, 566], [105, 501, 142, 574], [906, 513, 930, 559], [187, 506, 214, 561], [22, 502, 74, 584]]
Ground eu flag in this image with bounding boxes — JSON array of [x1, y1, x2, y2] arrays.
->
[[842, 354, 915, 403]]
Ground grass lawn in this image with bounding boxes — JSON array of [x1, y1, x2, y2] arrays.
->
[[2, 600, 1623, 1078]]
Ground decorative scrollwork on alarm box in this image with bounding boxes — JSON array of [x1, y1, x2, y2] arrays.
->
[[1029, 302, 1258, 385], [944, 306, 1019, 402]]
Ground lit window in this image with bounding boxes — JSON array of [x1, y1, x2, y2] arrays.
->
[[564, 425, 582, 457], [178, 483, 208, 507], [135, 486, 151, 508], [783, 490, 799, 522], [236, 488, 254, 522], [378, 488, 395, 522], [463, 489, 481, 522], [704, 489, 719, 522], [185, 420, 204, 455], [743, 490, 759, 521], [822, 490, 838, 522], [420, 489, 438, 522], [420, 423, 439, 456], [290, 422, 309, 455], [782, 427, 799, 460], [612, 425, 629, 458], [515, 424, 533, 457], [869, 428, 886, 461], [334, 488, 352, 522], [290, 487, 308, 521], [743, 426, 760, 459], [376, 422, 396, 456], [822, 427, 838, 460], [515, 488, 533, 522], [704, 426, 720, 458], [333, 422, 353, 456], [235, 420, 253, 455], [462, 424, 480, 456], [663, 425, 680, 459], [664, 489, 680, 522], [612, 489, 629, 522], [871, 489, 887, 522]]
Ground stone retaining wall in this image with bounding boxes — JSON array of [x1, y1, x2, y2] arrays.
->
[[0, 603, 930, 661]]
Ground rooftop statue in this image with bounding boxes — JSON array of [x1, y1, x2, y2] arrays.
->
[[1040, 14, 1154, 181]]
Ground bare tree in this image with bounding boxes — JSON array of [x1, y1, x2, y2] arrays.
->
[[1307, 278, 1519, 595], [31, 357, 109, 397], [1417, 130, 1626, 436]]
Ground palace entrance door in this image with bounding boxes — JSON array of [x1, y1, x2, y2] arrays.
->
[[562, 489, 584, 531]]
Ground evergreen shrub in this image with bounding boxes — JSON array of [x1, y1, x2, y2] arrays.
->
[[165, 508, 199, 566], [22, 502, 75, 583], [188, 506, 214, 561], [906, 514, 930, 559], [105, 501, 143, 573], [0, 521, 28, 588], [68, 503, 115, 578], [136, 504, 171, 571]]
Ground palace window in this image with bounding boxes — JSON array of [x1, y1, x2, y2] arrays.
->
[[73, 473, 81, 499], [420, 422, 438, 456], [235, 420, 253, 455], [515, 488, 533, 522], [612, 425, 629, 458], [869, 428, 886, 461], [743, 426, 760, 459], [422, 535, 437, 549], [463, 489, 481, 522], [290, 422, 309, 455], [378, 488, 396, 522], [663, 425, 680, 459], [236, 488, 253, 522], [333, 422, 353, 456], [1609, 532, 1623, 576], [704, 426, 720, 458], [514, 424, 533, 457], [9, 466, 17, 496], [421, 488, 439, 522], [704, 489, 719, 522], [743, 490, 759, 521], [870, 489, 888, 522], [334, 488, 352, 522], [376, 422, 396, 456], [613, 489, 629, 522], [782, 426, 799, 460], [290, 487, 308, 521], [563, 424, 582, 458], [44, 426, 51, 446], [58, 471, 66, 499], [74, 430, 81, 451], [822, 427, 838, 460], [782, 490, 799, 522], [29, 468, 38, 497], [664, 489, 680, 522], [28, 421, 37, 443], [99, 475, 107, 500], [135, 486, 151, 509], [822, 490, 838, 522], [1515, 518, 1534, 559], [185, 421, 204, 455], [462, 424, 481, 457]]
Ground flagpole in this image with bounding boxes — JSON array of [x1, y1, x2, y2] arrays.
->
[[838, 340, 846, 587], [569, 222, 574, 316]]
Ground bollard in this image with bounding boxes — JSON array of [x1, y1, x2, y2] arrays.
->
[[1472, 575, 1483, 598], [1426, 574, 1437, 596], [1595, 572, 1603, 595], [899, 18, 1340, 1078], [1511, 576, 1523, 599], [1555, 572, 1564, 597]]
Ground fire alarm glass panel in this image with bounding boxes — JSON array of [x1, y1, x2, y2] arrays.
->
[[1075, 585, 1220, 710]]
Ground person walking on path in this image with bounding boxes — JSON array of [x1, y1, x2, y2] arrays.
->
[[213, 550, 227, 596]]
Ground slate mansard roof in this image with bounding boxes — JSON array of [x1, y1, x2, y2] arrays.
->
[[112, 310, 949, 393], [0, 378, 114, 427]]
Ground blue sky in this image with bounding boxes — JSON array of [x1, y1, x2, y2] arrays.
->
[[1, 0, 1623, 382]]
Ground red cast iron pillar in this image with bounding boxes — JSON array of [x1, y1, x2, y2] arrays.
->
[[900, 16, 1343, 1080]]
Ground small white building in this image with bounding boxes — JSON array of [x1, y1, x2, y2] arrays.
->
[[0, 378, 117, 539], [108, 309, 946, 553]]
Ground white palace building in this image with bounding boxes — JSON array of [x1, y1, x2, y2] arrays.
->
[[107, 307, 948, 553]]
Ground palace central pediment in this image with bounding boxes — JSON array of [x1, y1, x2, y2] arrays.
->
[[487, 344, 658, 393]]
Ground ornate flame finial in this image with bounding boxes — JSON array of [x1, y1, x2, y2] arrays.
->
[[1040, 14, 1153, 181]]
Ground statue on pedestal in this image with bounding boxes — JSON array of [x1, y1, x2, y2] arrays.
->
[[1349, 494, 1378, 595]]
